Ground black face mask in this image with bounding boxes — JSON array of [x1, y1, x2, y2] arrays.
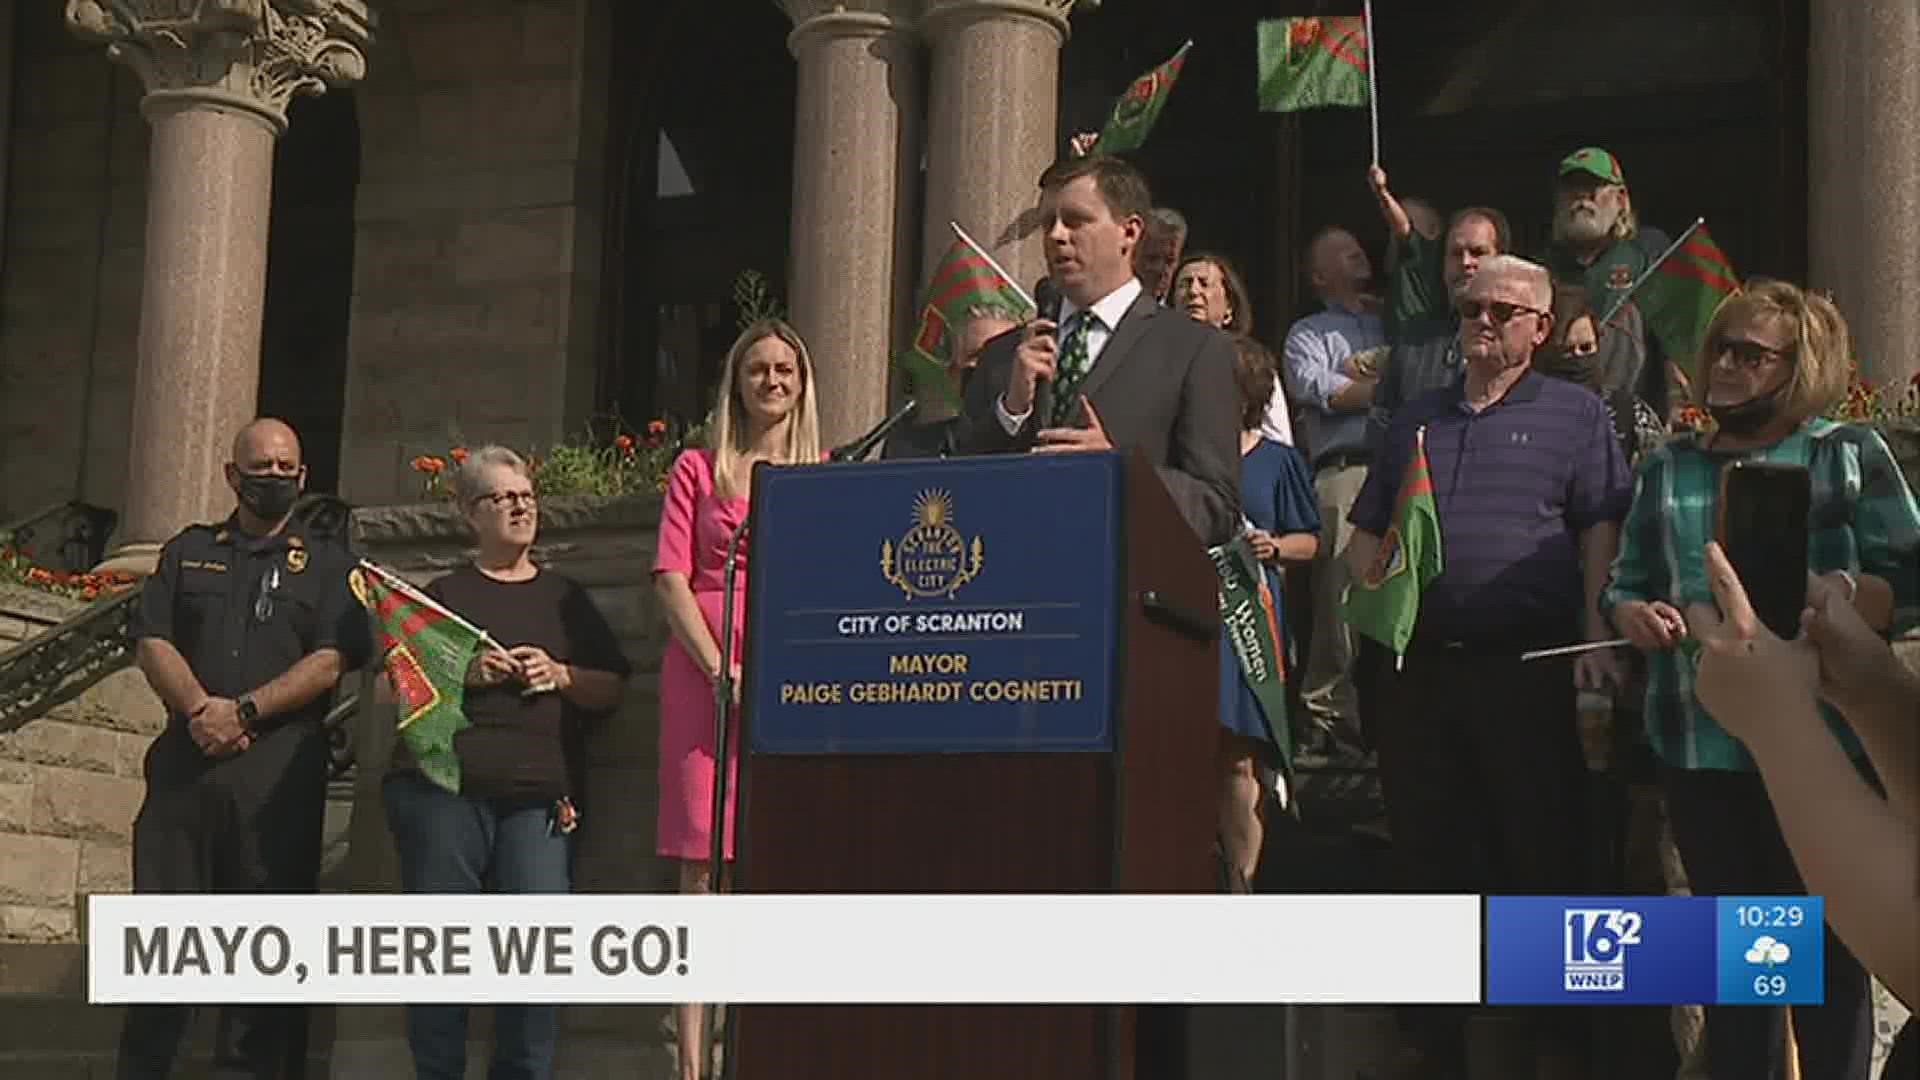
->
[[1707, 383, 1785, 437], [236, 472, 300, 520]]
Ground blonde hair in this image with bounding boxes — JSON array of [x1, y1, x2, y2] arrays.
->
[[1693, 278, 1852, 424], [710, 318, 821, 498]]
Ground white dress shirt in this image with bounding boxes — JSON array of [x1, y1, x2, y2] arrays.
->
[[996, 277, 1145, 434]]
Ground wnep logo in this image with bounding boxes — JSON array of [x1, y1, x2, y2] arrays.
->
[[1562, 908, 1643, 991]]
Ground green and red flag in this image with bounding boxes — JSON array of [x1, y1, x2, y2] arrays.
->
[[1632, 221, 1739, 380], [348, 560, 493, 794], [1343, 426, 1443, 659], [1257, 16, 1370, 112], [897, 233, 1036, 409], [1096, 41, 1192, 154]]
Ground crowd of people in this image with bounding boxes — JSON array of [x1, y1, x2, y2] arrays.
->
[[866, 138, 1920, 1080], [107, 129, 1919, 1080]]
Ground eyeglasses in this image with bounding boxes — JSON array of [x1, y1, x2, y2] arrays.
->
[[1709, 337, 1790, 371], [1456, 299, 1546, 325], [475, 491, 537, 509], [254, 565, 281, 623]]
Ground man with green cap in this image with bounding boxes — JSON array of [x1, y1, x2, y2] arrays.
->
[[1542, 146, 1675, 412]]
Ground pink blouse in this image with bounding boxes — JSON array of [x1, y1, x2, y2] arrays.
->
[[653, 449, 750, 597]]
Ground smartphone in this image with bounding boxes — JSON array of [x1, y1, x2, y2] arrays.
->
[[1715, 461, 1811, 639]]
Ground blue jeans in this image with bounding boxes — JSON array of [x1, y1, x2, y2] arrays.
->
[[384, 772, 573, 1080]]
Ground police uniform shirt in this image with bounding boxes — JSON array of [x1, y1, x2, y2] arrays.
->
[[129, 515, 370, 739]]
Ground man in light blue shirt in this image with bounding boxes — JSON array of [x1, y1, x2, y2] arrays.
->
[[1285, 225, 1386, 759]]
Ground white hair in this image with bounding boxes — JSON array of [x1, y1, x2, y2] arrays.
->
[[452, 444, 529, 504], [1474, 254, 1553, 309]]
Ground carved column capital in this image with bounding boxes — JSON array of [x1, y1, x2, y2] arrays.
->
[[919, 0, 1076, 41], [65, 0, 374, 134]]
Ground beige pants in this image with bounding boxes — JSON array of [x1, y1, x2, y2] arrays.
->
[[1301, 462, 1368, 736]]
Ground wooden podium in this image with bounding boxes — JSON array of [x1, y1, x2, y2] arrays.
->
[[727, 450, 1220, 1080]]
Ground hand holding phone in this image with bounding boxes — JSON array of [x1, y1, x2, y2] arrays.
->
[[1715, 461, 1811, 639]]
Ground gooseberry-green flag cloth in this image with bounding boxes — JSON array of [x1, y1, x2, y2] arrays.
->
[[897, 227, 1037, 411], [1629, 220, 1739, 381], [1256, 15, 1370, 112], [1210, 531, 1295, 801], [1342, 426, 1443, 660], [348, 560, 493, 794], [1096, 41, 1192, 153]]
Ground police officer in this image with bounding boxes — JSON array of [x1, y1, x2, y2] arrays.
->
[[117, 418, 370, 1080]]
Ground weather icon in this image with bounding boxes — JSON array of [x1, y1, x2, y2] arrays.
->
[[1745, 936, 1792, 967]]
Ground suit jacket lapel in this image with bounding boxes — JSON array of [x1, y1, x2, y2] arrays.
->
[[1074, 292, 1159, 409]]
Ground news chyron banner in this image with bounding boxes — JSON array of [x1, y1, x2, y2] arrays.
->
[[89, 895, 1484, 1004], [1486, 896, 1825, 1006], [745, 453, 1123, 755]]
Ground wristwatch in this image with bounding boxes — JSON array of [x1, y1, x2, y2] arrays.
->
[[237, 696, 259, 730]]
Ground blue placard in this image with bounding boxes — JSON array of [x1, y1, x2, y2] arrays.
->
[[1715, 896, 1824, 1006], [744, 453, 1122, 754], [1485, 896, 1825, 1006]]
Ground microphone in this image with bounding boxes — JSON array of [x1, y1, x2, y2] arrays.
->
[[1034, 277, 1061, 324], [829, 398, 919, 463]]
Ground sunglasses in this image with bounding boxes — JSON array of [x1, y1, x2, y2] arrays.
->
[[1708, 337, 1790, 371], [1457, 299, 1547, 324]]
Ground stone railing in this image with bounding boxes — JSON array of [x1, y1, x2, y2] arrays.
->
[[0, 585, 155, 943], [330, 493, 675, 1076]]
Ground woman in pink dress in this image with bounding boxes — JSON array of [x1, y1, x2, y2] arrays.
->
[[652, 317, 820, 1079]]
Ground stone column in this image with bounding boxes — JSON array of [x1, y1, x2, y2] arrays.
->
[[65, 1, 373, 574], [1808, 0, 1920, 388], [919, 0, 1072, 297], [780, 1, 922, 450]]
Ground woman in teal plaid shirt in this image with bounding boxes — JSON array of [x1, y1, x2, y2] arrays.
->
[[1602, 279, 1920, 1080]]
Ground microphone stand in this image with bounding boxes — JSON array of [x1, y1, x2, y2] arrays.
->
[[707, 516, 749, 1080], [828, 398, 919, 463], [709, 517, 750, 889]]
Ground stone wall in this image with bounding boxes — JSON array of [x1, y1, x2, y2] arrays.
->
[[0, 586, 154, 944], [332, 493, 674, 1077], [336, 0, 613, 506], [0, 5, 148, 522]]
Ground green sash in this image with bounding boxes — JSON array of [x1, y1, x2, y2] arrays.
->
[[1208, 533, 1293, 800]]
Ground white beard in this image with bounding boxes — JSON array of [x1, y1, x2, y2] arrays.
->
[[1555, 204, 1618, 246]]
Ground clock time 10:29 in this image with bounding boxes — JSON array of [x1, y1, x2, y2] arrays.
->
[[1734, 903, 1806, 929]]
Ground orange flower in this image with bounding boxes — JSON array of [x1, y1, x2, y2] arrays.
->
[[450, 447, 470, 464], [647, 419, 667, 437], [410, 456, 431, 472], [614, 434, 635, 453], [424, 457, 446, 474]]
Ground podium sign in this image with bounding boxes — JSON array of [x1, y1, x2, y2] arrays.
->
[[745, 453, 1122, 754]]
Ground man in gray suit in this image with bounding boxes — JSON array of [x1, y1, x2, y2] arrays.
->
[[953, 154, 1240, 547]]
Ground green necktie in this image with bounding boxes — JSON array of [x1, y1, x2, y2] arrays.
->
[[1052, 311, 1096, 427]]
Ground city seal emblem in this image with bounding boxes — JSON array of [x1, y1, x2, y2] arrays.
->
[[880, 489, 983, 600]]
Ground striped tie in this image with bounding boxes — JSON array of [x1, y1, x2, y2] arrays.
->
[[1052, 311, 1096, 427]]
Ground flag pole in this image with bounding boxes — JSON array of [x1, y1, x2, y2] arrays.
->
[[1599, 216, 1706, 325], [1363, 0, 1380, 166], [949, 221, 1037, 315]]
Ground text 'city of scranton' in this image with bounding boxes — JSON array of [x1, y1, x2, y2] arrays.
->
[[836, 611, 1024, 636]]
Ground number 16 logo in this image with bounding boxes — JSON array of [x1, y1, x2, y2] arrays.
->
[[1566, 909, 1644, 965]]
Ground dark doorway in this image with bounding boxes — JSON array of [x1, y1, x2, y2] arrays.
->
[[1060, 0, 1808, 338], [598, 1, 796, 434], [260, 91, 359, 494]]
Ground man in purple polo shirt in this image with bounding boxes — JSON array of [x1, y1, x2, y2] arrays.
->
[[1346, 255, 1632, 1080]]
